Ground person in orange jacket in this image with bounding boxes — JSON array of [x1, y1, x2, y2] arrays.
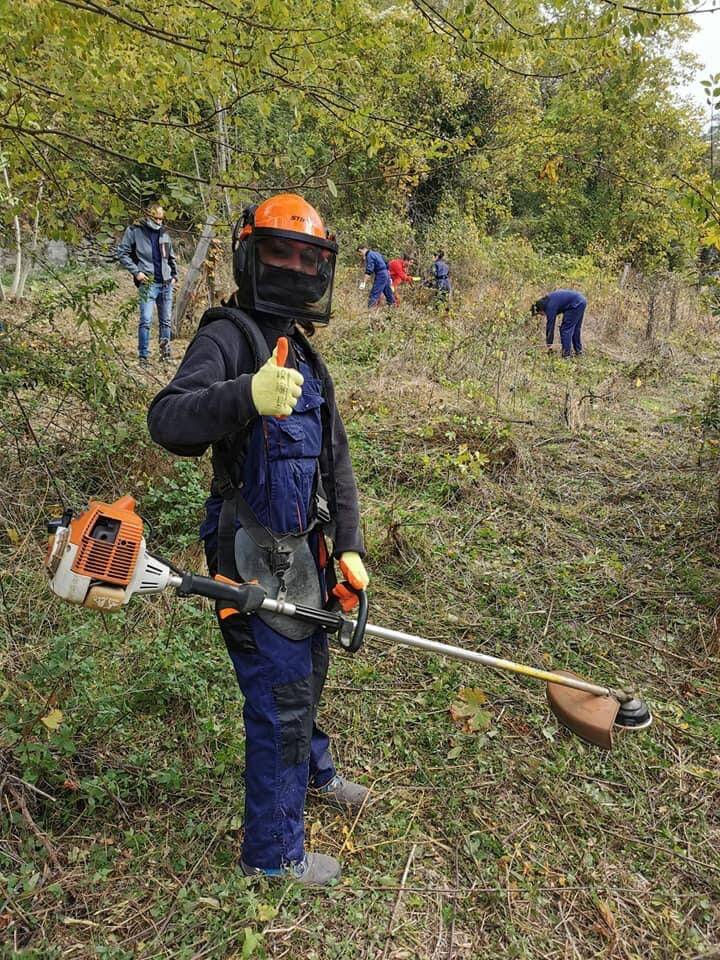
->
[[387, 254, 417, 303]]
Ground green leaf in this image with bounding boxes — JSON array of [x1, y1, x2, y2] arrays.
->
[[326, 177, 338, 198], [242, 928, 263, 958], [41, 709, 63, 731]]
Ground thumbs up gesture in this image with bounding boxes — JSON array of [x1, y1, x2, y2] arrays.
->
[[250, 337, 304, 417]]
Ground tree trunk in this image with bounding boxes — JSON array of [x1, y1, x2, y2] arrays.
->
[[2, 156, 23, 300], [668, 281, 678, 333], [16, 181, 44, 301], [193, 147, 209, 216], [214, 98, 233, 222], [173, 215, 217, 337], [619, 263, 631, 289]]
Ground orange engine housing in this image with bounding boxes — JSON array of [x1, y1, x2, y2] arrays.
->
[[69, 495, 143, 586]]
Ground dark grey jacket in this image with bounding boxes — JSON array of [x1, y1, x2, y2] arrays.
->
[[116, 222, 177, 282], [147, 310, 364, 556]]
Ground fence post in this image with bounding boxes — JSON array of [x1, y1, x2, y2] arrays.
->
[[645, 285, 657, 341]]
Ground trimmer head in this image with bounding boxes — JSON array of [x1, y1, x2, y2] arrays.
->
[[615, 697, 653, 730]]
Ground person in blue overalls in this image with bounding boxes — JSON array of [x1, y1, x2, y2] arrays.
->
[[432, 251, 451, 310], [357, 245, 396, 308], [532, 289, 587, 358], [148, 195, 370, 887]]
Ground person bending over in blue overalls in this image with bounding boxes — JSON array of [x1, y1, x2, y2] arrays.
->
[[357, 245, 396, 308], [532, 289, 587, 358], [148, 194, 370, 887]]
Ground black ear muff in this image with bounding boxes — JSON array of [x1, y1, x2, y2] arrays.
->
[[232, 205, 257, 251], [232, 205, 258, 287]]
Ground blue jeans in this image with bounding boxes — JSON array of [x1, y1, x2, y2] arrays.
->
[[138, 281, 173, 358]]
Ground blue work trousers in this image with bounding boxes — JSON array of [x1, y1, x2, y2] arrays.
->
[[368, 269, 396, 308], [138, 281, 173, 358], [559, 305, 585, 356], [220, 612, 335, 869], [203, 352, 336, 870]]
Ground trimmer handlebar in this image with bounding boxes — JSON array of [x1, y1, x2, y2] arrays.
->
[[338, 588, 368, 653], [176, 573, 267, 612], [174, 572, 368, 654]]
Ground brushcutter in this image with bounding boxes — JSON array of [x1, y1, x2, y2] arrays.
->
[[45, 495, 651, 750]]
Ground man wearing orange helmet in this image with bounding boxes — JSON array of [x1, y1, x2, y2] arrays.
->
[[148, 194, 369, 886]]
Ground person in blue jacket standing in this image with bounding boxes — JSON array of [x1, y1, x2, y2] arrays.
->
[[116, 203, 178, 364], [432, 251, 451, 310], [532, 289, 587, 358], [357, 246, 396, 308]]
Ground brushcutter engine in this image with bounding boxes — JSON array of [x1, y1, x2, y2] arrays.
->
[[46, 496, 174, 611], [45, 495, 368, 652]]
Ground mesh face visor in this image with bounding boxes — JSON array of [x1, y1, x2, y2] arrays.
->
[[250, 228, 337, 324]]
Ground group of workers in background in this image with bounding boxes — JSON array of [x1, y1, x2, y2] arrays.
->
[[116, 203, 585, 363], [356, 246, 452, 310], [354, 244, 585, 357]]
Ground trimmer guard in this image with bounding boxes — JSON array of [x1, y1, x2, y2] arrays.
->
[[547, 669, 620, 750]]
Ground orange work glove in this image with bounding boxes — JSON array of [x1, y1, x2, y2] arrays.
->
[[331, 582, 360, 613], [338, 551, 369, 590]]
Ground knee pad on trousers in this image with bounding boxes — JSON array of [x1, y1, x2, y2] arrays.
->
[[273, 674, 314, 766]]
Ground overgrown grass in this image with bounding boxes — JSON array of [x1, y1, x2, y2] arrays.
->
[[1, 255, 719, 958]]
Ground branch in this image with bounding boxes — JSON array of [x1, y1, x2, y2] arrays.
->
[[48, 0, 461, 147], [601, 0, 720, 15], [0, 120, 258, 191], [412, 0, 582, 79], [480, 0, 616, 42]]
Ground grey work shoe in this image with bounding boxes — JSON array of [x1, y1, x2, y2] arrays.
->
[[309, 775, 370, 816], [241, 852, 341, 887]]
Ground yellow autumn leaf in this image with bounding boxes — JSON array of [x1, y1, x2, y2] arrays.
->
[[5, 527, 19, 544], [41, 708, 63, 731]]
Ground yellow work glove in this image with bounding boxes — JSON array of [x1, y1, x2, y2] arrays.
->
[[250, 339, 304, 417], [338, 551, 369, 590]]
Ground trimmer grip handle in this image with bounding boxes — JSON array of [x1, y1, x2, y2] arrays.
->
[[338, 588, 368, 653], [178, 573, 266, 612]]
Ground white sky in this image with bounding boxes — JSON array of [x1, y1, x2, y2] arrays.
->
[[679, 10, 720, 110]]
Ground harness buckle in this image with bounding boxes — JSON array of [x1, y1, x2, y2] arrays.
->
[[270, 548, 293, 577]]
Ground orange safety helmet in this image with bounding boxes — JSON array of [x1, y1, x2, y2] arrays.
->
[[232, 193, 338, 324]]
